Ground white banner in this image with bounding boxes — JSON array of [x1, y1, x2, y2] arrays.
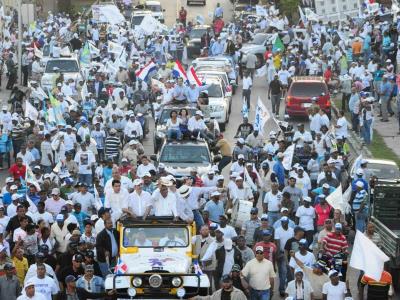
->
[[139, 15, 168, 35], [94, 5, 125, 25], [108, 41, 124, 55], [350, 230, 389, 281], [256, 5, 268, 16], [254, 97, 270, 135]]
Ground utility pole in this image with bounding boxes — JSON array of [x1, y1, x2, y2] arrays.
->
[[17, 0, 22, 85]]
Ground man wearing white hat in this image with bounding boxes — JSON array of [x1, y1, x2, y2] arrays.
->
[[188, 110, 208, 139], [125, 179, 152, 218], [17, 279, 46, 300], [146, 177, 178, 218]]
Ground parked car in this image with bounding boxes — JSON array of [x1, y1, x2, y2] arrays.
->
[[186, 25, 213, 58], [350, 158, 400, 181], [285, 76, 331, 118]]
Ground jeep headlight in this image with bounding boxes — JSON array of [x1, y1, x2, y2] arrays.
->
[[149, 274, 163, 288], [132, 277, 142, 287], [177, 288, 186, 298], [127, 287, 137, 297], [171, 276, 182, 287]]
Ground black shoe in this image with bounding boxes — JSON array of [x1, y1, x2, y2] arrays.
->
[[279, 291, 285, 297]]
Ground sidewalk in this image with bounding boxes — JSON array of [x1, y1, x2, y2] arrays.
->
[[332, 95, 400, 165]]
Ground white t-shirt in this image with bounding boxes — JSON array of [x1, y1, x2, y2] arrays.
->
[[322, 281, 347, 300], [289, 251, 316, 270], [274, 226, 294, 252], [295, 205, 315, 231], [32, 211, 54, 225], [263, 191, 282, 212], [335, 117, 348, 139], [74, 150, 96, 175], [218, 225, 238, 240], [30, 276, 59, 300]]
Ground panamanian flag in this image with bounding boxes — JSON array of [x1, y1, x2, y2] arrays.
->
[[114, 258, 128, 274]]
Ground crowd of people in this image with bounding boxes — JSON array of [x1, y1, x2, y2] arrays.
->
[[0, 0, 397, 300]]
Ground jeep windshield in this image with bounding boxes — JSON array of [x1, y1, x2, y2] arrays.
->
[[123, 226, 189, 247], [207, 84, 223, 98], [368, 163, 400, 179], [189, 28, 209, 39], [45, 60, 79, 73], [159, 108, 197, 124], [160, 144, 211, 164]]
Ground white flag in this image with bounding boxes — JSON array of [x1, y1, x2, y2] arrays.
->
[[60, 46, 71, 57], [282, 144, 295, 170], [256, 5, 268, 16], [25, 100, 39, 121], [350, 230, 389, 281], [254, 97, 270, 134], [65, 96, 79, 107], [81, 82, 89, 100], [108, 41, 124, 55], [88, 42, 100, 56], [326, 184, 344, 211]]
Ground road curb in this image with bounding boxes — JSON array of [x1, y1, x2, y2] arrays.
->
[[331, 98, 372, 158]]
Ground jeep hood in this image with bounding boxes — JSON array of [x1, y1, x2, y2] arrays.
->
[[163, 163, 212, 177], [121, 252, 191, 273]]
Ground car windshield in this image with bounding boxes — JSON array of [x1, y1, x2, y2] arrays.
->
[[207, 83, 223, 97], [250, 34, 267, 45], [123, 227, 189, 247], [189, 29, 207, 39], [132, 15, 146, 25], [160, 145, 211, 164], [45, 60, 79, 73], [368, 163, 400, 179], [290, 82, 327, 97], [146, 4, 161, 12], [159, 108, 197, 124]]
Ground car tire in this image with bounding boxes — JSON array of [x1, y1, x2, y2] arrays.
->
[[219, 122, 226, 132]]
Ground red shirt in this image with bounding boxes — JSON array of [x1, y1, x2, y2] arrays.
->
[[253, 241, 277, 262], [213, 19, 225, 34], [324, 69, 332, 83], [179, 10, 187, 21], [315, 204, 332, 226], [9, 164, 26, 180]]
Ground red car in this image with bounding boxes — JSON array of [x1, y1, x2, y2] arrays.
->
[[285, 76, 331, 118]]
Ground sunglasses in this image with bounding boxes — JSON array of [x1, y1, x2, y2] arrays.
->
[[255, 251, 263, 254]]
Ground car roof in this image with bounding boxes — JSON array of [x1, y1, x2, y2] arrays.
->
[[145, 0, 161, 5]]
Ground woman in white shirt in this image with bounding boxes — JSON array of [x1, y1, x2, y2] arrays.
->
[[166, 110, 182, 141], [285, 268, 314, 300]]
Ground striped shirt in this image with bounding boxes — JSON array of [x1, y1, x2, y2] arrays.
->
[[105, 136, 120, 158], [11, 124, 25, 141], [322, 232, 348, 256], [352, 189, 367, 211]]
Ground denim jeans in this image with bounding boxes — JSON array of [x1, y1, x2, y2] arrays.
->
[[167, 128, 182, 140], [268, 211, 280, 226], [79, 174, 93, 187], [277, 255, 288, 293], [351, 113, 359, 132], [98, 262, 111, 278], [361, 119, 372, 144], [355, 209, 368, 232], [250, 288, 270, 300]]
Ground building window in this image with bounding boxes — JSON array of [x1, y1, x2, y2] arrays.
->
[[332, 6, 336, 11], [354, 3, 358, 8], [331, 0, 335, 4], [343, 4, 347, 9], [322, 8, 326, 13]]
